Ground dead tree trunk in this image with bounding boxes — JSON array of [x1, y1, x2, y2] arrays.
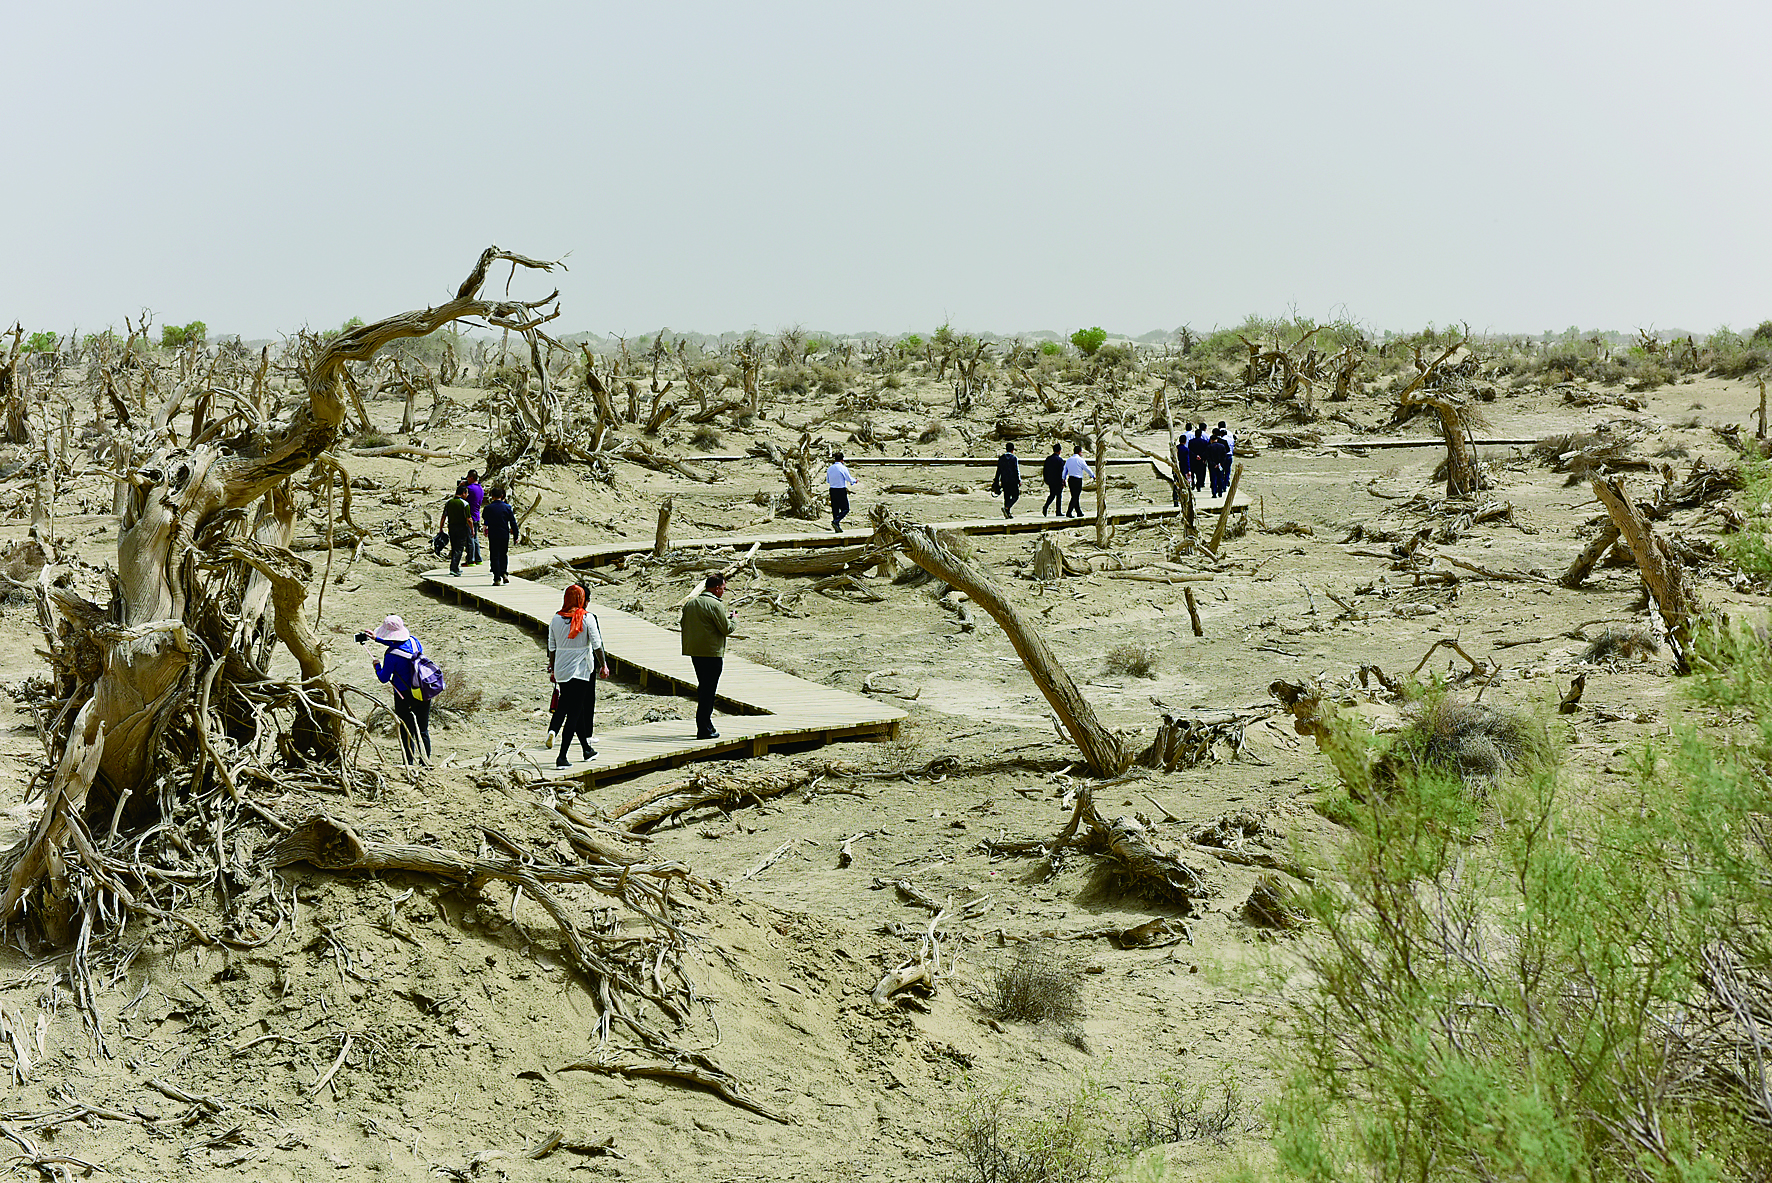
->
[[1592, 476, 1706, 671], [1559, 521, 1622, 589], [6, 246, 564, 941], [1093, 407, 1109, 548], [872, 509, 1128, 776]]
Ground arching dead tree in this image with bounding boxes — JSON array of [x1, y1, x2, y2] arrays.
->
[[3, 246, 562, 949], [1395, 340, 1483, 496], [871, 507, 1128, 776]]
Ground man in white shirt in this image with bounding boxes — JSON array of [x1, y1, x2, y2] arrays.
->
[[826, 451, 859, 532], [1061, 445, 1094, 518]]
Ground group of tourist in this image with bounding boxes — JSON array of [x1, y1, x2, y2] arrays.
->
[[1179, 421, 1237, 497], [439, 469, 520, 582]]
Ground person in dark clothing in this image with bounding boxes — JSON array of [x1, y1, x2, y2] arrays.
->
[[483, 486, 519, 585], [548, 584, 606, 768], [679, 573, 736, 739], [989, 442, 1022, 519], [369, 615, 432, 765], [1188, 426, 1209, 491], [1177, 425, 1192, 491], [1206, 430, 1233, 497], [440, 484, 472, 576], [463, 470, 486, 566], [1041, 443, 1065, 515]]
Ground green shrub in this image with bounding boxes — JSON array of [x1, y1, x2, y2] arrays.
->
[[23, 331, 57, 354], [1268, 635, 1772, 1181], [1039, 340, 1063, 357], [1724, 454, 1772, 582], [1070, 327, 1108, 357], [944, 1080, 1106, 1183]]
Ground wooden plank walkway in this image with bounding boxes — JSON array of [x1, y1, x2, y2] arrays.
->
[[422, 566, 907, 788], [1320, 435, 1540, 450], [508, 496, 1249, 576]]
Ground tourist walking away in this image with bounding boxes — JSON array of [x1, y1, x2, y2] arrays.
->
[[990, 442, 1022, 518], [440, 484, 472, 576], [1062, 444, 1094, 518], [1177, 424, 1193, 489], [827, 452, 859, 532], [680, 572, 736, 739], [1041, 443, 1065, 515], [549, 584, 607, 768], [463, 470, 486, 566], [483, 486, 519, 585], [1207, 429, 1233, 497], [1189, 425, 1209, 491], [366, 615, 433, 765]]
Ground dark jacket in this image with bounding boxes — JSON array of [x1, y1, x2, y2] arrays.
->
[[483, 499, 519, 544], [993, 452, 1021, 489], [1187, 435, 1210, 471], [680, 592, 735, 658], [441, 495, 470, 537], [1042, 452, 1065, 486], [1206, 436, 1232, 470]]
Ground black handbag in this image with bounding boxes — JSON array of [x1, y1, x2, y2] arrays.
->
[[431, 530, 448, 557]]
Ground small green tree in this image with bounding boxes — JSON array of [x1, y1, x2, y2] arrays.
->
[[1070, 327, 1107, 356], [23, 331, 58, 354], [160, 320, 207, 349], [1039, 340, 1063, 357]]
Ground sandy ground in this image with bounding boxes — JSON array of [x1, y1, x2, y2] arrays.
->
[[0, 367, 1765, 1180]]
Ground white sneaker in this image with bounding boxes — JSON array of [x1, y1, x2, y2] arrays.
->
[[546, 730, 557, 748]]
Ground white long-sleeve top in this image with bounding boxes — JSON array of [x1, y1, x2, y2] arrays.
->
[[1061, 454, 1094, 481], [826, 461, 858, 489], [548, 612, 604, 683]]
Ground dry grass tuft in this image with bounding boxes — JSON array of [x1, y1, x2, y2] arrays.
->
[[688, 424, 721, 450], [982, 954, 1086, 1026], [1399, 695, 1550, 784], [1582, 627, 1659, 664], [1103, 641, 1159, 680]]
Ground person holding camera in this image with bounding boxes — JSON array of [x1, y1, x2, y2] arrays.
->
[[549, 584, 607, 769], [679, 572, 735, 740], [363, 615, 432, 765]]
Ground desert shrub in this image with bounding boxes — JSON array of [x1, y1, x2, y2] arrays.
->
[[1103, 641, 1159, 680], [433, 658, 484, 721], [355, 429, 393, 448], [1069, 326, 1108, 357], [1039, 340, 1063, 357], [1724, 454, 1772, 581], [935, 528, 976, 564], [982, 955, 1086, 1026], [945, 1080, 1106, 1183], [23, 331, 57, 354], [1386, 692, 1550, 786], [1582, 626, 1660, 663], [1269, 630, 1772, 1182], [689, 424, 721, 450], [1110, 1070, 1260, 1155]]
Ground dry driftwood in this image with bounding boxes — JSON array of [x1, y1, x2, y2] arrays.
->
[[1592, 475, 1706, 671], [872, 509, 1128, 776], [1560, 521, 1622, 588], [606, 763, 843, 832]]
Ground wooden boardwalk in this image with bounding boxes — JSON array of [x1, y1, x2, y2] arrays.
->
[[431, 498, 1246, 787], [508, 495, 1249, 576], [423, 567, 907, 788]]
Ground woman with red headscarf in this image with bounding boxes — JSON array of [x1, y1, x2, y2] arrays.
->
[[547, 583, 608, 768]]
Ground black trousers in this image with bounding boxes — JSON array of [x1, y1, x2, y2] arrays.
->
[[1042, 481, 1062, 515], [1001, 482, 1020, 515], [392, 693, 432, 764], [1066, 475, 1084, 517], [691, 655, 722, 736], [830, 488, 850, 529], [489, 533, 510, 580], [556, 677, 596, 759], [448, 528, 469, 574]]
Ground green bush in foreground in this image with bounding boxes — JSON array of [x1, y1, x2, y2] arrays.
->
[[1269, 633, 1772, 1181]]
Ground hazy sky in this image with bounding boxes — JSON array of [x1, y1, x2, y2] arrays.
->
[[7, 0, 1769, 341]]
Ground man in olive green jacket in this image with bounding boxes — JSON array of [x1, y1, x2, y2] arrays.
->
[[680, 573, 736, 739]]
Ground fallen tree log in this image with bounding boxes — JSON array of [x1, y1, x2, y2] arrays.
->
[[1592, 475, 1707, 671], [606, 763, 850, 832], [872, 508, 1128, 776], [1560, 521, 1621, 588]]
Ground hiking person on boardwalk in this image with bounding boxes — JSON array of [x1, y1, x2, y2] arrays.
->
[[549, 584, 607, 769], [1207, 429, 1233, 497], [1041, 443, 1065, 515], [990, 441, 1022, 519], [483, 486, 519, 585], [826, 452, 859, 532], [462, 469, 486, 567], [680, 572, 735, 739], [440, 483, 472, 576], [1061, 443, 1094, 518], [1188, 424, 1209, 491], [367, 615, 433, 765]]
